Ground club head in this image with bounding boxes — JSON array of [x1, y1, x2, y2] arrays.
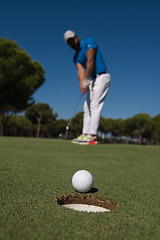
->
[[59, 126, 69, 139], [65, 126, 69, 138]]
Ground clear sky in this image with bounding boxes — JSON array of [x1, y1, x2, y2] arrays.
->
[[0, 0, 160, 120]]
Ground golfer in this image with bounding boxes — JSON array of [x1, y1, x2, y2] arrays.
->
[[64, 30, 111, 145]]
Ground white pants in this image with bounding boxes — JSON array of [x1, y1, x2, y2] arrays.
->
[[82, 73, 111, 135]]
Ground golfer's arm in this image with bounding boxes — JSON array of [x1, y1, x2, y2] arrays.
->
[[76, 63, 85, 89], [85, 48, 96, 79]]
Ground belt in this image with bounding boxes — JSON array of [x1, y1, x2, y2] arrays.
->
[[93, 71, 109, 79]]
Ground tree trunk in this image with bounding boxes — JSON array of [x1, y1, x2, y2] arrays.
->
[[37, 117, 41, 138], [156, 135, 160, 145], [0, 113, 4, 136], [0, 121, 4, 136], [138, 133, 142, 145], [125, 135, 129, 144]]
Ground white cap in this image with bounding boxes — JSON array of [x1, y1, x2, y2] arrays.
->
[[64, 30, 75, 42]]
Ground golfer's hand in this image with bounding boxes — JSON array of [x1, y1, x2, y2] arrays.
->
[[80, 78, 89, 94], [81, 86, 88, 95]]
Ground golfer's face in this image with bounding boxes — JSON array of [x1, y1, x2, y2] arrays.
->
[[67, 36, 80, 50]]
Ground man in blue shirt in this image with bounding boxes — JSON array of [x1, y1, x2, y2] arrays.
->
[[64, 30, 111, 145]]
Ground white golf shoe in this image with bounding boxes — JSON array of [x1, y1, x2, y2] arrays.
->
[[72, 134, 86, 144], [78, 135, 98, 145]]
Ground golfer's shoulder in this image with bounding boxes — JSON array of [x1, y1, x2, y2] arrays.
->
[[84, 38, 98, 49]]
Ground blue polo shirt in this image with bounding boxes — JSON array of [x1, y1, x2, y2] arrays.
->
[[73, 38, 108, 78]]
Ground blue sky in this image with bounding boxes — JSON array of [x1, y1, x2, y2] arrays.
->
[[0, 0, 160, 120]]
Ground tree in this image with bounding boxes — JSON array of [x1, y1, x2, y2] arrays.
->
[[56, 119, 68, 137], [130, 113, 153, 145], [153, 114, 160, 145], [99, 117, 114, 141], [0, 38, 45, 135], [112, 118, 125, 142], [41, 119, 68, 138], [25, 103, 57, 138], [7, 115, 32, 136], [124, 118, 136, 144], [70, 112, 83, 138]]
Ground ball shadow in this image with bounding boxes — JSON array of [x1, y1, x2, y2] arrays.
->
[[88, 187, 99, 193]]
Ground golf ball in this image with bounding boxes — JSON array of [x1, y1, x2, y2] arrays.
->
[[72, 170, 94, 193]]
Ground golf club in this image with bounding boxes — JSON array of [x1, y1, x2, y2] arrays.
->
[[65, 94, 83, 138]]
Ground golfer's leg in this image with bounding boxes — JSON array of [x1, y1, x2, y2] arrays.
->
[[90, 74, 111, 135], [82, 82, 92, 134]]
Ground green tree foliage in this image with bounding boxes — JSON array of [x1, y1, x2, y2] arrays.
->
[[56, 119, 68, 137], [0, 38, 45, 135], [25, 103, 57, 138], [70, 112, 83, 138], [0, 105, 159, 145], [7, 115, 32, 136], [124, 118, 135, 143], [99, 117, 114, 140], [42, 119, 68, 138], [112, 118, 124, 140], [153, 114, 160, 145], [129, 113, 153, 144]]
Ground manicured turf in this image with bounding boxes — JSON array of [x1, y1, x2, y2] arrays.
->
[[0, 137, 160, 240]]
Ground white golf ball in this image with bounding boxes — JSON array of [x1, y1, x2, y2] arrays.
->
[[72, 170, 94, 193]]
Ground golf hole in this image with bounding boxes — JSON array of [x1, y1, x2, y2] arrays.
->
[[57, 194, 117, 213]]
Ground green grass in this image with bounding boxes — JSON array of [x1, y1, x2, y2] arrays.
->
[[0, 137, 160, 240]]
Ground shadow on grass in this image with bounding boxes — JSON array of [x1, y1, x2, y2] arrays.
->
[[74, 187, 98, 194], [88, 187, 98, 193]]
